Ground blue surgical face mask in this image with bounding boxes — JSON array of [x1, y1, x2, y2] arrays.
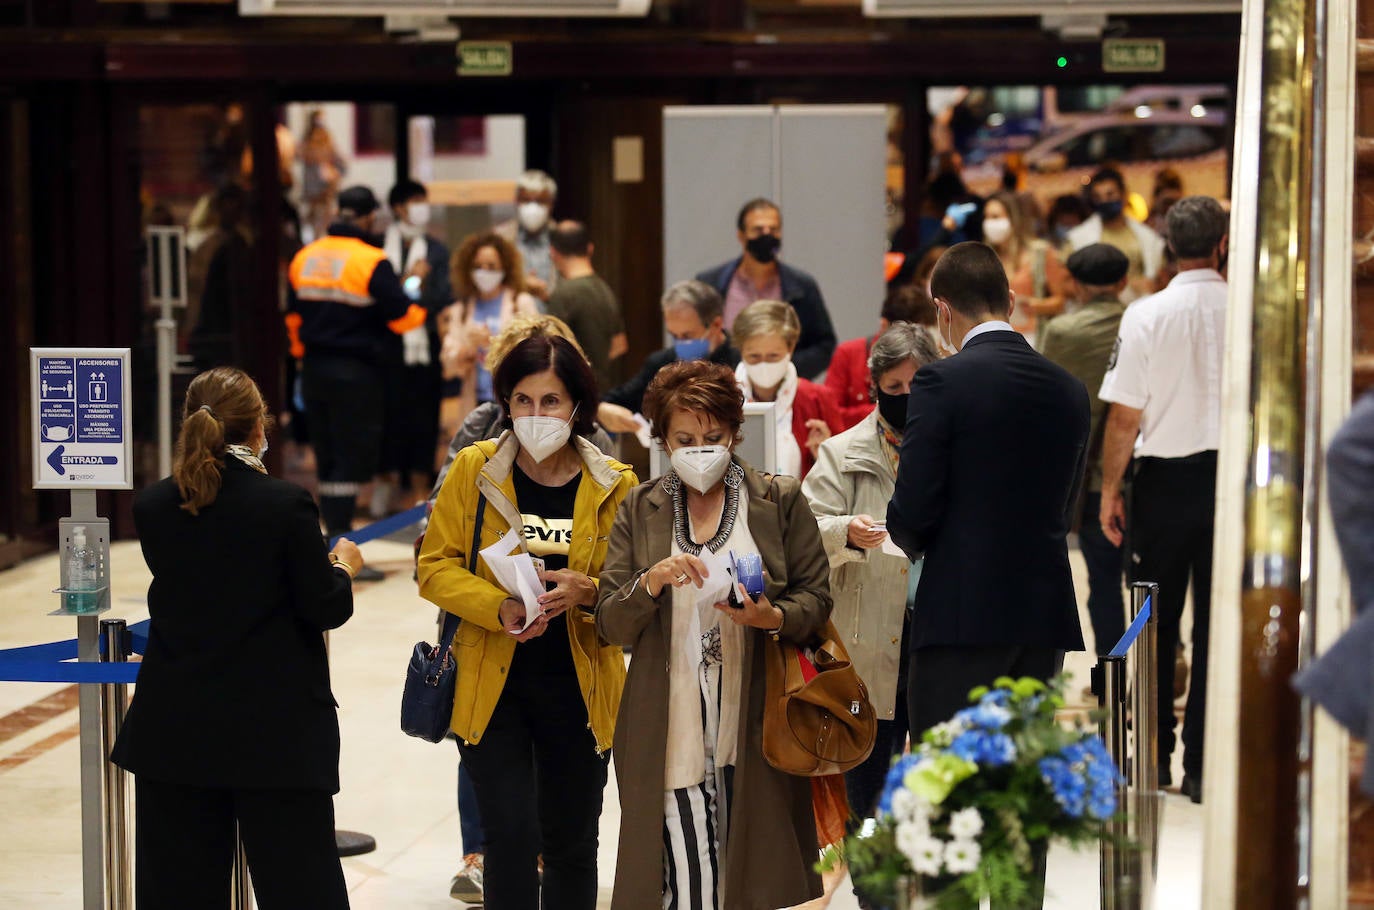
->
[[674, 336, 712, 361]]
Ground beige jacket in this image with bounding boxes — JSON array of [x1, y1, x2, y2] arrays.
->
[[801, 412, 918, 720]]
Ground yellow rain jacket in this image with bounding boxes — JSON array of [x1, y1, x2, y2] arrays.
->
[[417, 431, 637, 752]]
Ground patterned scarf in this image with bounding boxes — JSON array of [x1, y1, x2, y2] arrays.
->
[[876, 414, 902, 473], [225, 444, 266, 474]]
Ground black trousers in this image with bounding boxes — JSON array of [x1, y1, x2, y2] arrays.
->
[[845, 615, 912, 825], [1131, 453, 1216, 780], [1079, 491, 1127, 655], [302, 354, 385, 537], [457, 671, 609, 910], [908, 645, 1062, 910], [133, 775, 348, 910]]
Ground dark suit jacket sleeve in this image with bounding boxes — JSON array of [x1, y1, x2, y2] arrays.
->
[[595, 487, 660, 646], [423, 241, 453, 329], [367, 259, 415, 323], [284, 488, 354, 630], [772, 476, 833, 644], [886, 366, 951, 559], [791, 281, 837, 380], [604, 348, 671, 412]]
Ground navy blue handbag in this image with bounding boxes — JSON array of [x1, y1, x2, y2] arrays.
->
[[401, 492, 485, 743]]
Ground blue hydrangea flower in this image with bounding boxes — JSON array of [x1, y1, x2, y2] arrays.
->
[[950, 730, 1016, 768]]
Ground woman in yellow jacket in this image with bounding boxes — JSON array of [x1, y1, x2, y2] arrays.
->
[[418, 333, 636, 910]]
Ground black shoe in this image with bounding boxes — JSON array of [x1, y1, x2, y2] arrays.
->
[[1180, 774, 1203, 803], [353, 565, 385, 583]]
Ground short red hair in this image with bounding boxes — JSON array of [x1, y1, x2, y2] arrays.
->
[[642, 360, 743, 445]]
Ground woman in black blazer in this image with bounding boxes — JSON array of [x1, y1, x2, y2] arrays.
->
[[112, 367, 363, 910]]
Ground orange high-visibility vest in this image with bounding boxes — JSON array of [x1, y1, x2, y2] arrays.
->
[[288, 235, 388, 308], [285, 234, 426, 357]]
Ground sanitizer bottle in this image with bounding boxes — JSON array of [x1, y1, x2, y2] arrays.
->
[[65, 526, 99, 614]]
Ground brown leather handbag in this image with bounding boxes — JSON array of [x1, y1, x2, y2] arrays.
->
[[762, 619, 878, 776]]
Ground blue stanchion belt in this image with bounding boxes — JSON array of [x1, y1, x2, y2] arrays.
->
[[1108, 595, 1153, 659], [0, 505, 426, 686], [329, 502, 426, 549]]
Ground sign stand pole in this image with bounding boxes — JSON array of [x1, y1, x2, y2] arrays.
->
[[72, 489, 105, 910], [155, 305, 176, 479]]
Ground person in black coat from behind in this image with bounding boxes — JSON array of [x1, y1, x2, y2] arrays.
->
[[111, 367, 364, 910], [886, 243, 1088, 909]]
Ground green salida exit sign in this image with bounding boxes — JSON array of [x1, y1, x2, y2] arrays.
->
[[1102, 38, 1165, 73], [458, 42, 513, 77]]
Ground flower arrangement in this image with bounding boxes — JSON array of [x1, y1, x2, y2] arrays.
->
[[824, 676, 1123, 910]]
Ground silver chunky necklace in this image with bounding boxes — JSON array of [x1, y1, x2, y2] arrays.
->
[[663, 462, 745, 556]]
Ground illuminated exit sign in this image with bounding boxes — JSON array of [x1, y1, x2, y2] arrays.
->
[[458, 42, 513, 77], [1103, 38, 1165, 73]]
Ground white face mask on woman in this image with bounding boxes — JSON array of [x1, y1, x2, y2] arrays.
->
[[982, 217, 1013, 245], [513, 407, 576, 463], [472, 268, 505, 297], [670, 443, 733, 494], [744, 358, 790, 390], [517, 201, 550, 234]]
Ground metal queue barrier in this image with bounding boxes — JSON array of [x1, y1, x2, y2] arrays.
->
[[1095, 581, 1164, 910]]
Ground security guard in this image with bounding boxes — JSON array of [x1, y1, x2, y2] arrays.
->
[[1098, 195, 1228, 804], [287, 186, 425, 575]]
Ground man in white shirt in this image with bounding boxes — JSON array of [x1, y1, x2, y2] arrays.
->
[[1098, 195, 1229, 804]]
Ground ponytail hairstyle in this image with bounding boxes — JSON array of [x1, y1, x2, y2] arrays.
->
[[173, 367, 268, 515]]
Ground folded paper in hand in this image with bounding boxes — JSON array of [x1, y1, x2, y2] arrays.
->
[[880, 535, 906, 559], [694, 546, 736, 609], [479, 528, 545, 632]]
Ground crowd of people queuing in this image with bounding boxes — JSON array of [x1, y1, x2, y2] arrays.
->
[[117, 155, 1228, 910]]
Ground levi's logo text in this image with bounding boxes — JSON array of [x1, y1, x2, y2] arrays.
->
[[520, 515, 573, 558]]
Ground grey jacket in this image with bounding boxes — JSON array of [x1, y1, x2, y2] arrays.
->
[[802, 411, 919, 720]]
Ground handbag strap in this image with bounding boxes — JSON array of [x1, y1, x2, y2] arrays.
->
[[438, 489, 487, 650]]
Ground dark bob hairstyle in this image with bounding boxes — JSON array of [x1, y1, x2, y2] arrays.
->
[[642, 360, 744, 447], [492, 334, 599, 438]]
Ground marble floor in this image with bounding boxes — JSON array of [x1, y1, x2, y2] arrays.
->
[[0, 533, 1203, 909]]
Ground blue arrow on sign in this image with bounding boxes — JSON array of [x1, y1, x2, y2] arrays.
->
[[47, 445, 65, 476]]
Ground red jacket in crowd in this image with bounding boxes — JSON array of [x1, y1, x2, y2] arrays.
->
[[824, 335, 878, 430]]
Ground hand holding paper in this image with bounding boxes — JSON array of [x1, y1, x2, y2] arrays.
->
[[479, 528, 547, 633]]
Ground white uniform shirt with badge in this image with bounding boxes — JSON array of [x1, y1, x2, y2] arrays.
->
[[1098, 268, 1228, 459]]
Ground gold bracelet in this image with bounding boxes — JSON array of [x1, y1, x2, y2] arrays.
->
[[330, 556, 356, 578]]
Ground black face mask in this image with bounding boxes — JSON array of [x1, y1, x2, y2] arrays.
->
[[746, 234, 781, 264], [876, 390, 910, 430], [1094, 200, 1124, 222]]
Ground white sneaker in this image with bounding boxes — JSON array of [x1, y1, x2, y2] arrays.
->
[[450, 853, 484, 904]]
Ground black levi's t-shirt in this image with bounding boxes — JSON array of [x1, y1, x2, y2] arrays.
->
[[509, 464, 580, 677]]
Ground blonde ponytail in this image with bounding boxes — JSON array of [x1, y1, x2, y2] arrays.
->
[[172, 368, 267, 515]]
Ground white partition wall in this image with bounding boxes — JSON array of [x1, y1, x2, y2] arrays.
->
[[663, 104, 888, 356]]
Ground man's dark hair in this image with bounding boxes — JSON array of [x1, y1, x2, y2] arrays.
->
[[736, 198, 780, 231], [881, 285, 937, 326], [1166, 196, 1228, 260], [493, 335, 599, 438], [928, 242, 1010, 320], [387, 179, 427, 209], [1088, 167, 1127, 194], [549, 220, 592, 258], [1048, 193, 1090, 225]]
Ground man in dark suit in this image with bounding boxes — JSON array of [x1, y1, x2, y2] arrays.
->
[[888, 241, 1089, 738]]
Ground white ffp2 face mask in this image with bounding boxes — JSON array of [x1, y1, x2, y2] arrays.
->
[[744, 358, 790, 390], [982, 217, 1012, 244], [517, 201, 550, 234], [472, 268, 505, 297], [406, 202, 431, 227], [670, 444, 733, 494], [513, 409, 576, 463]]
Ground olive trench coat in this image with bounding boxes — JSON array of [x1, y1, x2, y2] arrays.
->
[[596, 464, 833, 910]]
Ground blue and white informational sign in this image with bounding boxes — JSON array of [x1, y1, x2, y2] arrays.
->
[[31, 348, 133, 490]]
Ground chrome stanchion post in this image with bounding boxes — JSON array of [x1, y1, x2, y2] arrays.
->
[[1130, 581, 1162, 910], [1100, 655, 1133, 910], [99, 619, 131, 910], [231, 826, 252, 910]]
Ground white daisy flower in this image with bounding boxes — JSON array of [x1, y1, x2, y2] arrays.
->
[[890, 788, 918, 822], [948, 807, 984, 840], [943, 838, 982, 875], [908, 836, 946, 877]]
